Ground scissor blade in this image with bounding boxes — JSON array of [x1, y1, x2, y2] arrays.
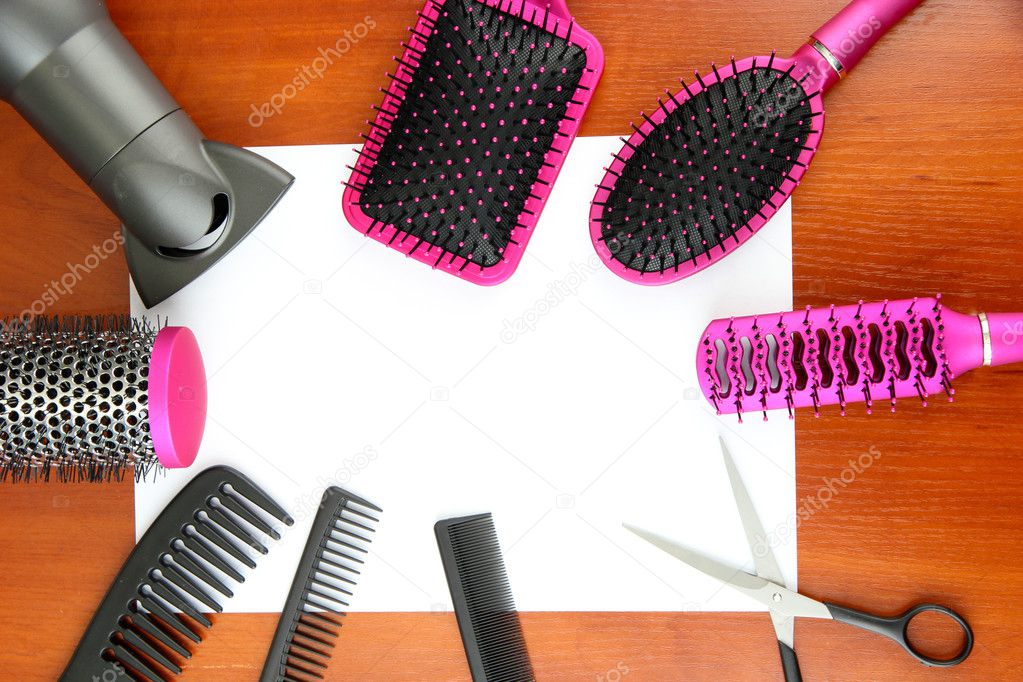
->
[[623, 524, 769, 594], [720, 437, 787, 589], [624, 524, 834, 621], [722, 437, 796, 646], [770, 611, 796, 649]]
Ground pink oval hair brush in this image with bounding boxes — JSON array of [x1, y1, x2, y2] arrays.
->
[[590, 0, 925, 284], [698, 296, 1023, 422]]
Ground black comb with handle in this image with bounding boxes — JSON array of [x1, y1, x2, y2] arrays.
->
[[260, 487, 382, 682], [59, 466, 293, 681], [435, 513, 535, 682]]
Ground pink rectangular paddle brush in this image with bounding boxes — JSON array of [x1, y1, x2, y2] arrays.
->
[[344, 0, 603, 284], [698, 296, 1023, 421], [591, 0, 925, 284]]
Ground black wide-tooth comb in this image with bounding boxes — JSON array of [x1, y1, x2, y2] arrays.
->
[[435, 513, 534, 682], [260, 487, 382, 682], [343, 0, 604, 284], [59, 467, 293, 681]]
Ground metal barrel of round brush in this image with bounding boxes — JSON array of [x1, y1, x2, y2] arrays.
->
[[0, 316, 207, 482]]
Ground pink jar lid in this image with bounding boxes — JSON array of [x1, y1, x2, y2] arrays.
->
[[148, 326, 207, 469]]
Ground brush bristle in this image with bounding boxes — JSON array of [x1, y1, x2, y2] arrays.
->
[[700, 297, 954, 420], [1, 315, 165, 483], [594, 56, 822, 281], [347, 0, 591, 277]]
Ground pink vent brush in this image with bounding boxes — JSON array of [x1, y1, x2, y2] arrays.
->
[[343, 0, 603, 284], [698, 297, 1023, 421], [591, 0, 925, 284]]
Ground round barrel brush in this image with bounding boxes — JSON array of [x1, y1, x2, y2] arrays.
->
[[1, 317, 207, 482], [590, 0, 925, 284], [698, 296, 1023, 421]]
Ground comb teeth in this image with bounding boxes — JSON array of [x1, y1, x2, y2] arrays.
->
[[699, 297, 958, 420], [59, 467, 293, 681], [591, 55, 824, 284], [261, 488, 381, 682], [343, 0, 601, 283], [436, 513, 533, 682]]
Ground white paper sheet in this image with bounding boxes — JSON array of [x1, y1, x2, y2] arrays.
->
[[131, 137, 796, 614]]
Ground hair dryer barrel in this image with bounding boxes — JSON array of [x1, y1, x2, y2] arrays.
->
[[0, 1, 179, 181], [0, 0, 225, 251], [0, 0, 294, 308]]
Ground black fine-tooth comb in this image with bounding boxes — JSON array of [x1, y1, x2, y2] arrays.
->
[[59, 466, 293, 681], [260, 487, 382, 682], [436, 513, 534, 682], [343, 0, 604, 284]]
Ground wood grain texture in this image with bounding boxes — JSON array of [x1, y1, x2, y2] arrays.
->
[[1, 0, 1022, 679]]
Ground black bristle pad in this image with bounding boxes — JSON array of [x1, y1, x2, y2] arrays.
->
[[436, 514, 534, 682], [0, 315, 162, 483], [260, 487, 381, 682], [599, 66, 815, 274], [59, 467, 293, 681], [358, 0, 587, 268]]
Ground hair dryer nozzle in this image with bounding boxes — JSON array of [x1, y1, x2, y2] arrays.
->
[[0, 0, 293, 308]]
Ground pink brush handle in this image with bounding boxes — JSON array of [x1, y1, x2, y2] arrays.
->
[[812, 0, 924, 74], [985, 313, 1023, 369], [793, 0, 924, 93], [944, 310, 1023, 375]]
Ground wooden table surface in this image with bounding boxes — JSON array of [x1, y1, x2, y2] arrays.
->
[[2, 0, 1022, 679]]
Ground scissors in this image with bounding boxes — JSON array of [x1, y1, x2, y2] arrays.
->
[[625, 438, 973, 681]]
